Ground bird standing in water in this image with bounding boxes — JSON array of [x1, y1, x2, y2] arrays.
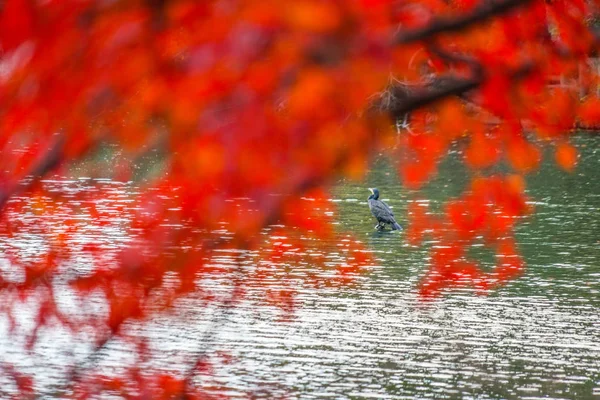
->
[[367, 188, 402, 231]]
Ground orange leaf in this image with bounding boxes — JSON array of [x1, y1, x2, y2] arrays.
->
[[506, 139, 541, 173], [555, 142, 578, 172], [464, 131, 500, 169], [288, 68, 335, 120], [287, 1, 341, 33], [578, 96, 600, 127]]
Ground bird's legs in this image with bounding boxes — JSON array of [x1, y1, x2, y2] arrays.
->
[[375, 222, 385, 231]]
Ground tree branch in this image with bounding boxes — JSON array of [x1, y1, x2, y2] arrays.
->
[[393, 0, 535, 44], [385, 61, 535, 119], [426, 43, 483, 75], [388, 75, 480, 117]]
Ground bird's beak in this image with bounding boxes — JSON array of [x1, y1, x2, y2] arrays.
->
[[368, 188, 374, 194]]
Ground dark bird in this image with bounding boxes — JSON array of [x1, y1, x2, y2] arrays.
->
[[368, 188, 402, 231]]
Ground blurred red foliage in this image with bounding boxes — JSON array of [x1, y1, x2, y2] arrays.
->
[[0, 0, 598, 397]]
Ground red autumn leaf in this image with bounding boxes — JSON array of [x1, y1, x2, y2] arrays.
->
[[494, 238, 525, 283], [555, 142, 579, 172], [506, 138, 541, 173], [464, 130, 501, 169], [0, 0, 35, 51], [286, 1, 342, 33], [399, 158, 438, 190], [480, 74, 514, 118], [156, 374, 185, 399], [577, 96, 600, 127]]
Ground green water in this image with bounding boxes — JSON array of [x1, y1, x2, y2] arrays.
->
[[0, 136, 598, 399], [323, 134, 600, 398]]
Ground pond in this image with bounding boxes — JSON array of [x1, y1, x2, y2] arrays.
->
[[0, 135, 598, 399]]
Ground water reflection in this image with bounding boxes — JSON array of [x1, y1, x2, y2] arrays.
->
[[0, 136, 598, 398]]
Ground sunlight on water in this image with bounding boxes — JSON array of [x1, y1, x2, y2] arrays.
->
[[0, 136, 598, 398]]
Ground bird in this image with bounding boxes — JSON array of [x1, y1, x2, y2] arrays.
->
[[367, 188, 402, 231]]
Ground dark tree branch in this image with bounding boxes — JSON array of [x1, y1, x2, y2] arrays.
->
[[394, 0, 535, 44], [426, 43, 483, 75], [386, 61, 535, 119], [388, 76, 480, 117]]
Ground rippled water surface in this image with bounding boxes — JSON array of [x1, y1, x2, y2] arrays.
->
[[0, 136, 599, 399]]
